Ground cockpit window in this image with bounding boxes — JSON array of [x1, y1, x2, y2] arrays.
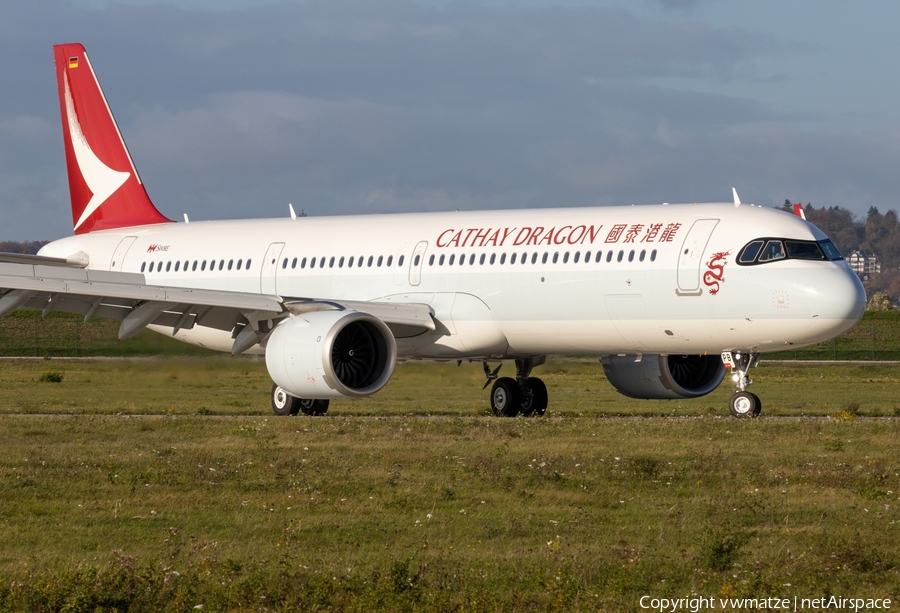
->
[[785, 240, 825, 260], [738, 240, 764, 264], [738, 237, 845, 265], [758, 240, 785, 262], [819, 239, 843, 260]]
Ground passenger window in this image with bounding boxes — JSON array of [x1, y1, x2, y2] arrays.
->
[[563, 252, 569, 263], [387, 256, 393, 266], [349, 256, 354, 267], [469, 254, 475, 265], [140, 262, 146, 272], [415, 255, 421, 266], [329, 257, 335, 268], [246, 259, 251, 269], [617, 251, 624, 262], [319, 257, 325, 268], [175, 261, 180, 272], [738, 240, 765, 264], [510, 253, 517, 264], [398, 255, 404, 266], [201, 260, 207, 271], [368, 256, 374, 267], [377, 256, 383, 267], [480, 254, 486, 265], [282, 258, 288, 269], [301, 257, 307, 268], [595, 251, 602, 263], [310, 257, 316, 269], [500, 253, 506, 264], [448, 254, 455, 265], [542, 252, 548, 264], [573, 252, 580, 263], [606, 251, 613, 263], [650, 250, 657, 262], [490, 253, 496, 265], [428, 255, 434, 266], [531, 253, 538, 264], [339, 256, 344, 268], [228, 259, 234, 270], [639, 250, 645, 262], [439, 254, 445, 265], [551, 252, 558, 264], [758, 240, 786, 262], [628, 250, 634, 262], [166, 261, 172, 272], [192, 261, 198, 271], [219, 260, 225, 271], [291, 257, 297, 269]]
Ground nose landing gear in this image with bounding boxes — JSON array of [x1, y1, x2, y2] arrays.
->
[[722, 351, 761, 417], [486, 356, 548, 417]]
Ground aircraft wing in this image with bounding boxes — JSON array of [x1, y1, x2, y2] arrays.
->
[[0, 261, 434, 354]]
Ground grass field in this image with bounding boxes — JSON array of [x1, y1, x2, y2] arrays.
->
[[0, 356, 898, 418], [1, 358, 900, 611]]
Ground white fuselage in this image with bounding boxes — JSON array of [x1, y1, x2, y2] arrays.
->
[[39, 202, 867, 359]]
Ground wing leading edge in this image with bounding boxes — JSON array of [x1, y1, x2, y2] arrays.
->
[[0, 264, 434, 355]]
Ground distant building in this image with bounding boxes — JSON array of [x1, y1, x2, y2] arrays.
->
[[849, 250, 881, 280]]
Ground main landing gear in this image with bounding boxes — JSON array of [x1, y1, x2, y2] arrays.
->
[[721, 351, 761, 418], [485, 356, 548, 417], [271, 383, 329, 416]]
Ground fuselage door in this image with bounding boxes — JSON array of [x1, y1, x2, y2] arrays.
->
[[408, 241, 429, 286], [110, 236, 137, 271], [261, 242, 285, 295], [676, 219, 719, 296], [395, 243, 414, 286]]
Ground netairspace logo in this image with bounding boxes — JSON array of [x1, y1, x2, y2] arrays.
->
[[639, 595, 892, 612]]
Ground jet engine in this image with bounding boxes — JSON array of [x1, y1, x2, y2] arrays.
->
[[265, 310, 397, 399], [601, 354, 725, 399]]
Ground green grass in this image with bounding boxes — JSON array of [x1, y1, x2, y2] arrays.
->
[[1, 359, 900, 610], [0, 310, 216, 357], [1, 356, 899, 418]]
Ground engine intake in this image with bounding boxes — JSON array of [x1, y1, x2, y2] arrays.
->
[[265, 310, 397, 399], [601, 354, 725, 399]]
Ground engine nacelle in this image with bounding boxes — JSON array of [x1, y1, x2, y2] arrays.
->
[[601, 354, 725, 400], [265, 310, 397, 399]]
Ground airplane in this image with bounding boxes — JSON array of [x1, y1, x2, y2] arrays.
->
[[0, 43, 867, 419]]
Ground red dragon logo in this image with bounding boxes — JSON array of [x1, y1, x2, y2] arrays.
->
[[703, 251, 731, 295]]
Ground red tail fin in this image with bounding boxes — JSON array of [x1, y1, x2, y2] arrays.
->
[[53, 43, 172, 234]]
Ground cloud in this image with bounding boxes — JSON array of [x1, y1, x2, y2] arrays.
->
[[0, 0, 893, 240]]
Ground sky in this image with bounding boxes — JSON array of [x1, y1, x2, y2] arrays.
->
[[1, 0, 899, 240]]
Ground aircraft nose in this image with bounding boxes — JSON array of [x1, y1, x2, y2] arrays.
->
[[805, 262, 866, 335]]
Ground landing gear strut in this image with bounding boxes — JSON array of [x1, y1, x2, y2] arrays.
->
[[487, 356, 548, 417], [721, 351, 761, 418], [270, 383, 329, 416]]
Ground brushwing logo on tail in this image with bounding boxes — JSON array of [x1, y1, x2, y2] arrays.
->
[[64, 72, 130, 232]]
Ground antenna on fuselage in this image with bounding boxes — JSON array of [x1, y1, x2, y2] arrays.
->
[[289, 203, 297, 220], [732, 188, 741, 207]]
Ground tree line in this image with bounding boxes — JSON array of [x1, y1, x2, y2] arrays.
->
[[0, 240, 47, 255]]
